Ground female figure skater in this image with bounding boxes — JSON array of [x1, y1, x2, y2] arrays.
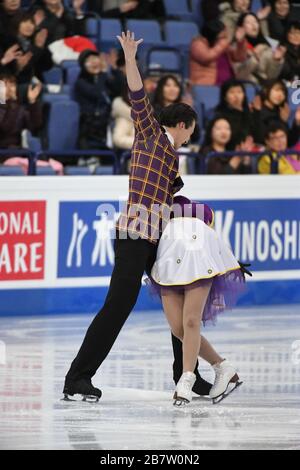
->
[[148, 196, 251, 406]]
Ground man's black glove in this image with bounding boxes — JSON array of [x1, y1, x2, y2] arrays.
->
[[238, 261, 253, 279]]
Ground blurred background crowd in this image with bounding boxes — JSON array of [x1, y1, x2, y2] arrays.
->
[[0, 0, 299, 175]]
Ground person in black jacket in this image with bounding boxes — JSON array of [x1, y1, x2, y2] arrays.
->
[[280, 21, 300, 82], [252, 79, 300, 145], [214, 78, 257, 147], [265, 0, 298, 42], [75, 49, 123, 160]]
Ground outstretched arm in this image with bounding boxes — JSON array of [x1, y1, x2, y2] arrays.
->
[[116, 30, 160, 140], [117, 30, 143, 92]]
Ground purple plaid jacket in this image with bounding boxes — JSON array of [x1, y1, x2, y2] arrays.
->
[[116, 86, 184, 244]]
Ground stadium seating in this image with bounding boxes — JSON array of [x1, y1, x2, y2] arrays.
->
[[47, 100, 80, 151]]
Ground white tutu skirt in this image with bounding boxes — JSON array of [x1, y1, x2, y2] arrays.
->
[[147, 218, 245, 325]]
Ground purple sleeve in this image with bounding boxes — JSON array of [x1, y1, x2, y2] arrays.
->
[[129, 87, 160, 139]]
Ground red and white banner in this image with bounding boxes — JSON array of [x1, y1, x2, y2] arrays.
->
[[0, 201, 46, 281]]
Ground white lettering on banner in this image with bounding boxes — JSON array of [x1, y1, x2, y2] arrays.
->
[[284, 221, 297, 260], [0, 211, 41, 235], [66, 213, 88, 268], [215, 211, 300, 263], [0, 243, 43, 274], [270, 221, 283, 261], [92, 213, 115, 267]]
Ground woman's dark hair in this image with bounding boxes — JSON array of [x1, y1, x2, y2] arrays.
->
[[12, 12, 35, 36], [201, 20, 226, 47], [237, 12, 269, 46], [152, 74, 183, 108], [158, 103, 197, 129], [261, 79, 288, 105], [217, 79, 249, 113], [203, 116, 233, 148], [269, 0, 291, 12], [264, 120, 289, 141]]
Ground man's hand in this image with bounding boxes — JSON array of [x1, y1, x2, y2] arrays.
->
[[117, 30, 143, 62]]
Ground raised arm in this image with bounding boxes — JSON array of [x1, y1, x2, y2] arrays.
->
[[117, 30, 160, 139], [117, 30, 144, 92]]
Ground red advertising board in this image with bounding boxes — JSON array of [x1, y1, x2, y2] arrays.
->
[[0, 201, 46, 280]]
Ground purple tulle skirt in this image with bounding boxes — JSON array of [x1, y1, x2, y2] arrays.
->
[[145, 269, 246, 326]]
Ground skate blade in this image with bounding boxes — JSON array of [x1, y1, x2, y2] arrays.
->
[[61, 394, 100, 403], [212, 381, 243, 405], [173, 393, 190, 407]]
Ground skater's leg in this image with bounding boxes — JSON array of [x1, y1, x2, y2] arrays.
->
[[161, 291, 184, 341], [66, 237, 156, 382], [182, 283, 212, 373], [199, 335, 224, 366]]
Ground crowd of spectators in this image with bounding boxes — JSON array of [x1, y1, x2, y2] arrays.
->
[[0, 0, 299, 174]]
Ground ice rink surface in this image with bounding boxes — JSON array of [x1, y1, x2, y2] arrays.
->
[[0, 306, 300, 450]]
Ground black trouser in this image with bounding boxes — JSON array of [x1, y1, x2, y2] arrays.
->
[[65, 234, 199, 383]]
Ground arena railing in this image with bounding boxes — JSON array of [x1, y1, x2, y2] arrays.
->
[[0, 149, 36, 175]]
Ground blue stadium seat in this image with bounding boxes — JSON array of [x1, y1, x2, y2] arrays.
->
[[193, 85, 220, 112], [164, 21, 199, 48], [244, 83, 259, 104], [36, 166, 57, 176], [163, 0, 194, 21], [64, 166, 92, 175], [147, 48, 182, 74], [99, 19, 122, 52], [65, 66, 81, 99], [288, 87, 300, 111], [190, 0, 203, 25], [47, 100, 80, 151], [94, 166, 114, 175], [0, 165, 24, 176], [43, 67, 63, 85], [251, 0, 262, 12], [85, 18, 99, 46], [126, 20, 163, 45]]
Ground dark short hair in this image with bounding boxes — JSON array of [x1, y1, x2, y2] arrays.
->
[[201, 20, 226, 47], [0, 72, 17, 83], [264, 121, 288, 141], [158, 103, 197, 129]]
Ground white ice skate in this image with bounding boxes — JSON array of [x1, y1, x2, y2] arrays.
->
[[173, 371, 196, 406], [210, 359, 242, 404]]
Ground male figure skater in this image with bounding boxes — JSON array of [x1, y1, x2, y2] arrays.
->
[[63, 31, 212, 400]]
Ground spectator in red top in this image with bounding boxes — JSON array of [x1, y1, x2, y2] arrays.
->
[[189, 20, 248, 86]]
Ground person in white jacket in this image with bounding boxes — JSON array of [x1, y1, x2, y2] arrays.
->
[[111, 86, 135, 151]]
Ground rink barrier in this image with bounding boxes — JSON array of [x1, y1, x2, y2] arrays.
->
[[0, 175, 299, 316], [1, 149, 300, 175]]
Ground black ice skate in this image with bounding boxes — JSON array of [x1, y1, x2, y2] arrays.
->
[[62, 378, 102, 403]]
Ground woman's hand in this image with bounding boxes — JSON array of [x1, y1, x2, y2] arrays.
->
[[0, 44, 22, 66], [279, 102, 290, 122], [35, 28, 48, 48], [27, 81, 42, 104]]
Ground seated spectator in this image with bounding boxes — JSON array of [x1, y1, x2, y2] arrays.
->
[[258, 121, 300, 174], [200, 117, 251, 175], [280, 21, 300, 83], [0, 0, 23, 45], [152, 74, 200, 145], [0, 73, 63, 174], [262, 0, 297, 42], [111, 84, 134, 152], [190, 19, 248, 86], [31, 0, 86, 45], [75, 49, 117, 157], [220, 0, 270, 41], [234, 12, 286, 84], [214, 78, 256, 147], [5, 12, 51, 84], [252, 79, 300, 145]]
